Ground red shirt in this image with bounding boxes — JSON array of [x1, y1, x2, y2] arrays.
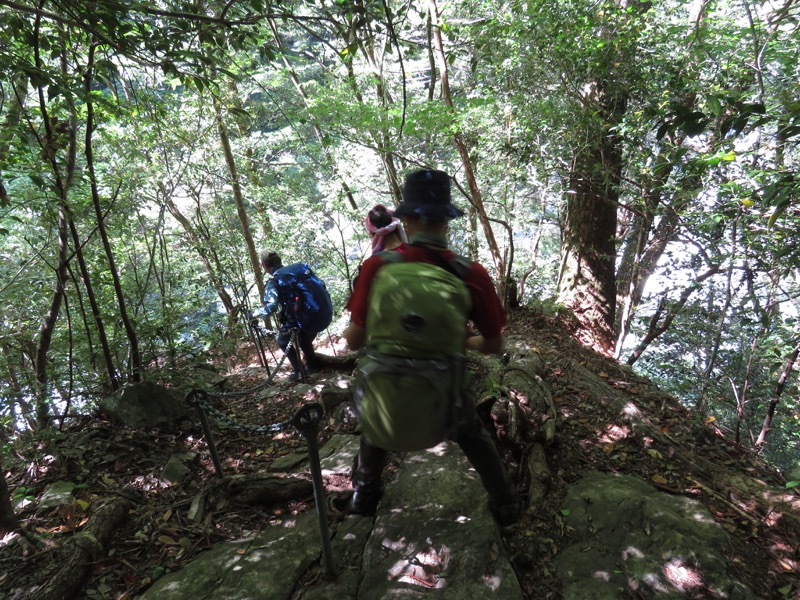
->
[[348, 244, 506, 337]]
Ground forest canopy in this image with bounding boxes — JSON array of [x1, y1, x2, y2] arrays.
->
[[1, 0, 799, 473]]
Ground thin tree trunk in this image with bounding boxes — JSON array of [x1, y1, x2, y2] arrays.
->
[[32, 18, 73, 429], [66, 214, 119, 390], [84, 40, 142, 381], [428, 0, 506, 302], [162, 193, 235, 313], [696, 218, 738, 414], [0, 455, 21, 536], [626, 264, 722, 366], [213, 96, 264, 304], [755, 340, 800, 448], [34, 204, 68, 429], [0, 75, 28, 205], [734, 281, 780, 446], [518, 194, 547, 305]]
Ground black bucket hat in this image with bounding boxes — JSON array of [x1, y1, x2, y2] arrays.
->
[[393, 169, 465, 221]]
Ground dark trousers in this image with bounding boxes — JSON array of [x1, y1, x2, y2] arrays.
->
[[352, 400, 517, 506], [277, 325, 319, 372]]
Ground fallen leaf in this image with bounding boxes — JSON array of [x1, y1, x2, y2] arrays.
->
[[158, 535, 178, 545], [779, 559, 796, 572], [651, 475, 669, 485]]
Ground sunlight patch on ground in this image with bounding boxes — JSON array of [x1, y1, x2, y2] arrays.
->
[[598, 424, 631, 444], [662, 558, 704, 591], [482, 574, 502, 590], [509, 390, 529, 406], [621, 402, 642, 422], [425, 443, 449, 457], [386, 543, 451, 590], [622, 546, 644, 560]]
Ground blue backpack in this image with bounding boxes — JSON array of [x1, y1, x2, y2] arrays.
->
[[273, 263, 333, 333]]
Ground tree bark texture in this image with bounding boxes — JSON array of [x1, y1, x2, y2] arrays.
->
[[557, 103, 622, 357]]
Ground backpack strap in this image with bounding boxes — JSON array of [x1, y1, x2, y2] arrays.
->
[[378, 244, 471, 281]]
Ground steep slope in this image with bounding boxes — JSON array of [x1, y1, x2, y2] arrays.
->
[[0, 307, 797, 599]]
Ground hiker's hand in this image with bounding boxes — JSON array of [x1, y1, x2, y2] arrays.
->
[[344, 321, 365, 350], [466, 333, 504, 355], [465, 334, 484, 352]]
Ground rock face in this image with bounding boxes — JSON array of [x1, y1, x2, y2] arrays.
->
[[354, 442, 523, 600], [555, 471, 758, 600], [99, 381, 190, 429], [138, 435, 523, 600]]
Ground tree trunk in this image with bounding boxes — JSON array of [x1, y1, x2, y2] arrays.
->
[[626, 264, 722, 365], [34, 202, 69, 429], [30, 496, 133, 600], [428, 0, 506, 301], [66, 213, 119, 390], [614, 137, 688, 356], [557, 129, 621, 356], [0, 455, 21, 536], [84, 41, 142, 381], [755, 340, 800, 448], [31, 23, 77, 428], [162, 192, 235, 314], [0, 75, 28, 206], [214, 96, 265, 303]]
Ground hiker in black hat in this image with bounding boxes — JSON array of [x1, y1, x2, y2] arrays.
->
[[344, 168, 521, 526]]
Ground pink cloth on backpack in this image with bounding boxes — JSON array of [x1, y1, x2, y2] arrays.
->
[[365, 213, 406, 254]]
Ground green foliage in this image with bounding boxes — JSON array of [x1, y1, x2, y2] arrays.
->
[[1, 0, 799, 475]]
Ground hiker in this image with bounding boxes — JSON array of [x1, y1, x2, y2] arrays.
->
[[349, 204, 407, 302], [343, 169, 521, 526], [365, 203, 407, 254], [252, 251, 333, 382]]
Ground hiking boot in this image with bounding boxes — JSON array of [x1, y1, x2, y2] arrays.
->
[[287, 371, 302, 382], [304, 363, 320, 376], [489, 497, 521, 527], [349, 488, 381, 516]]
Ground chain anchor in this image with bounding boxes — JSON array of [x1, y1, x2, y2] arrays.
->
[[186, 389, 225, 478], [293, 403, 336, 577]]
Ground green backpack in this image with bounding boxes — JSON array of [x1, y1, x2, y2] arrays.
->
[[353, 249, 472, 452]]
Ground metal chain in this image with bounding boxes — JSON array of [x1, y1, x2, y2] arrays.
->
[[204, 351, 287, 399], [182, 329, 302, 434], [185, 388, 294, 435]]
